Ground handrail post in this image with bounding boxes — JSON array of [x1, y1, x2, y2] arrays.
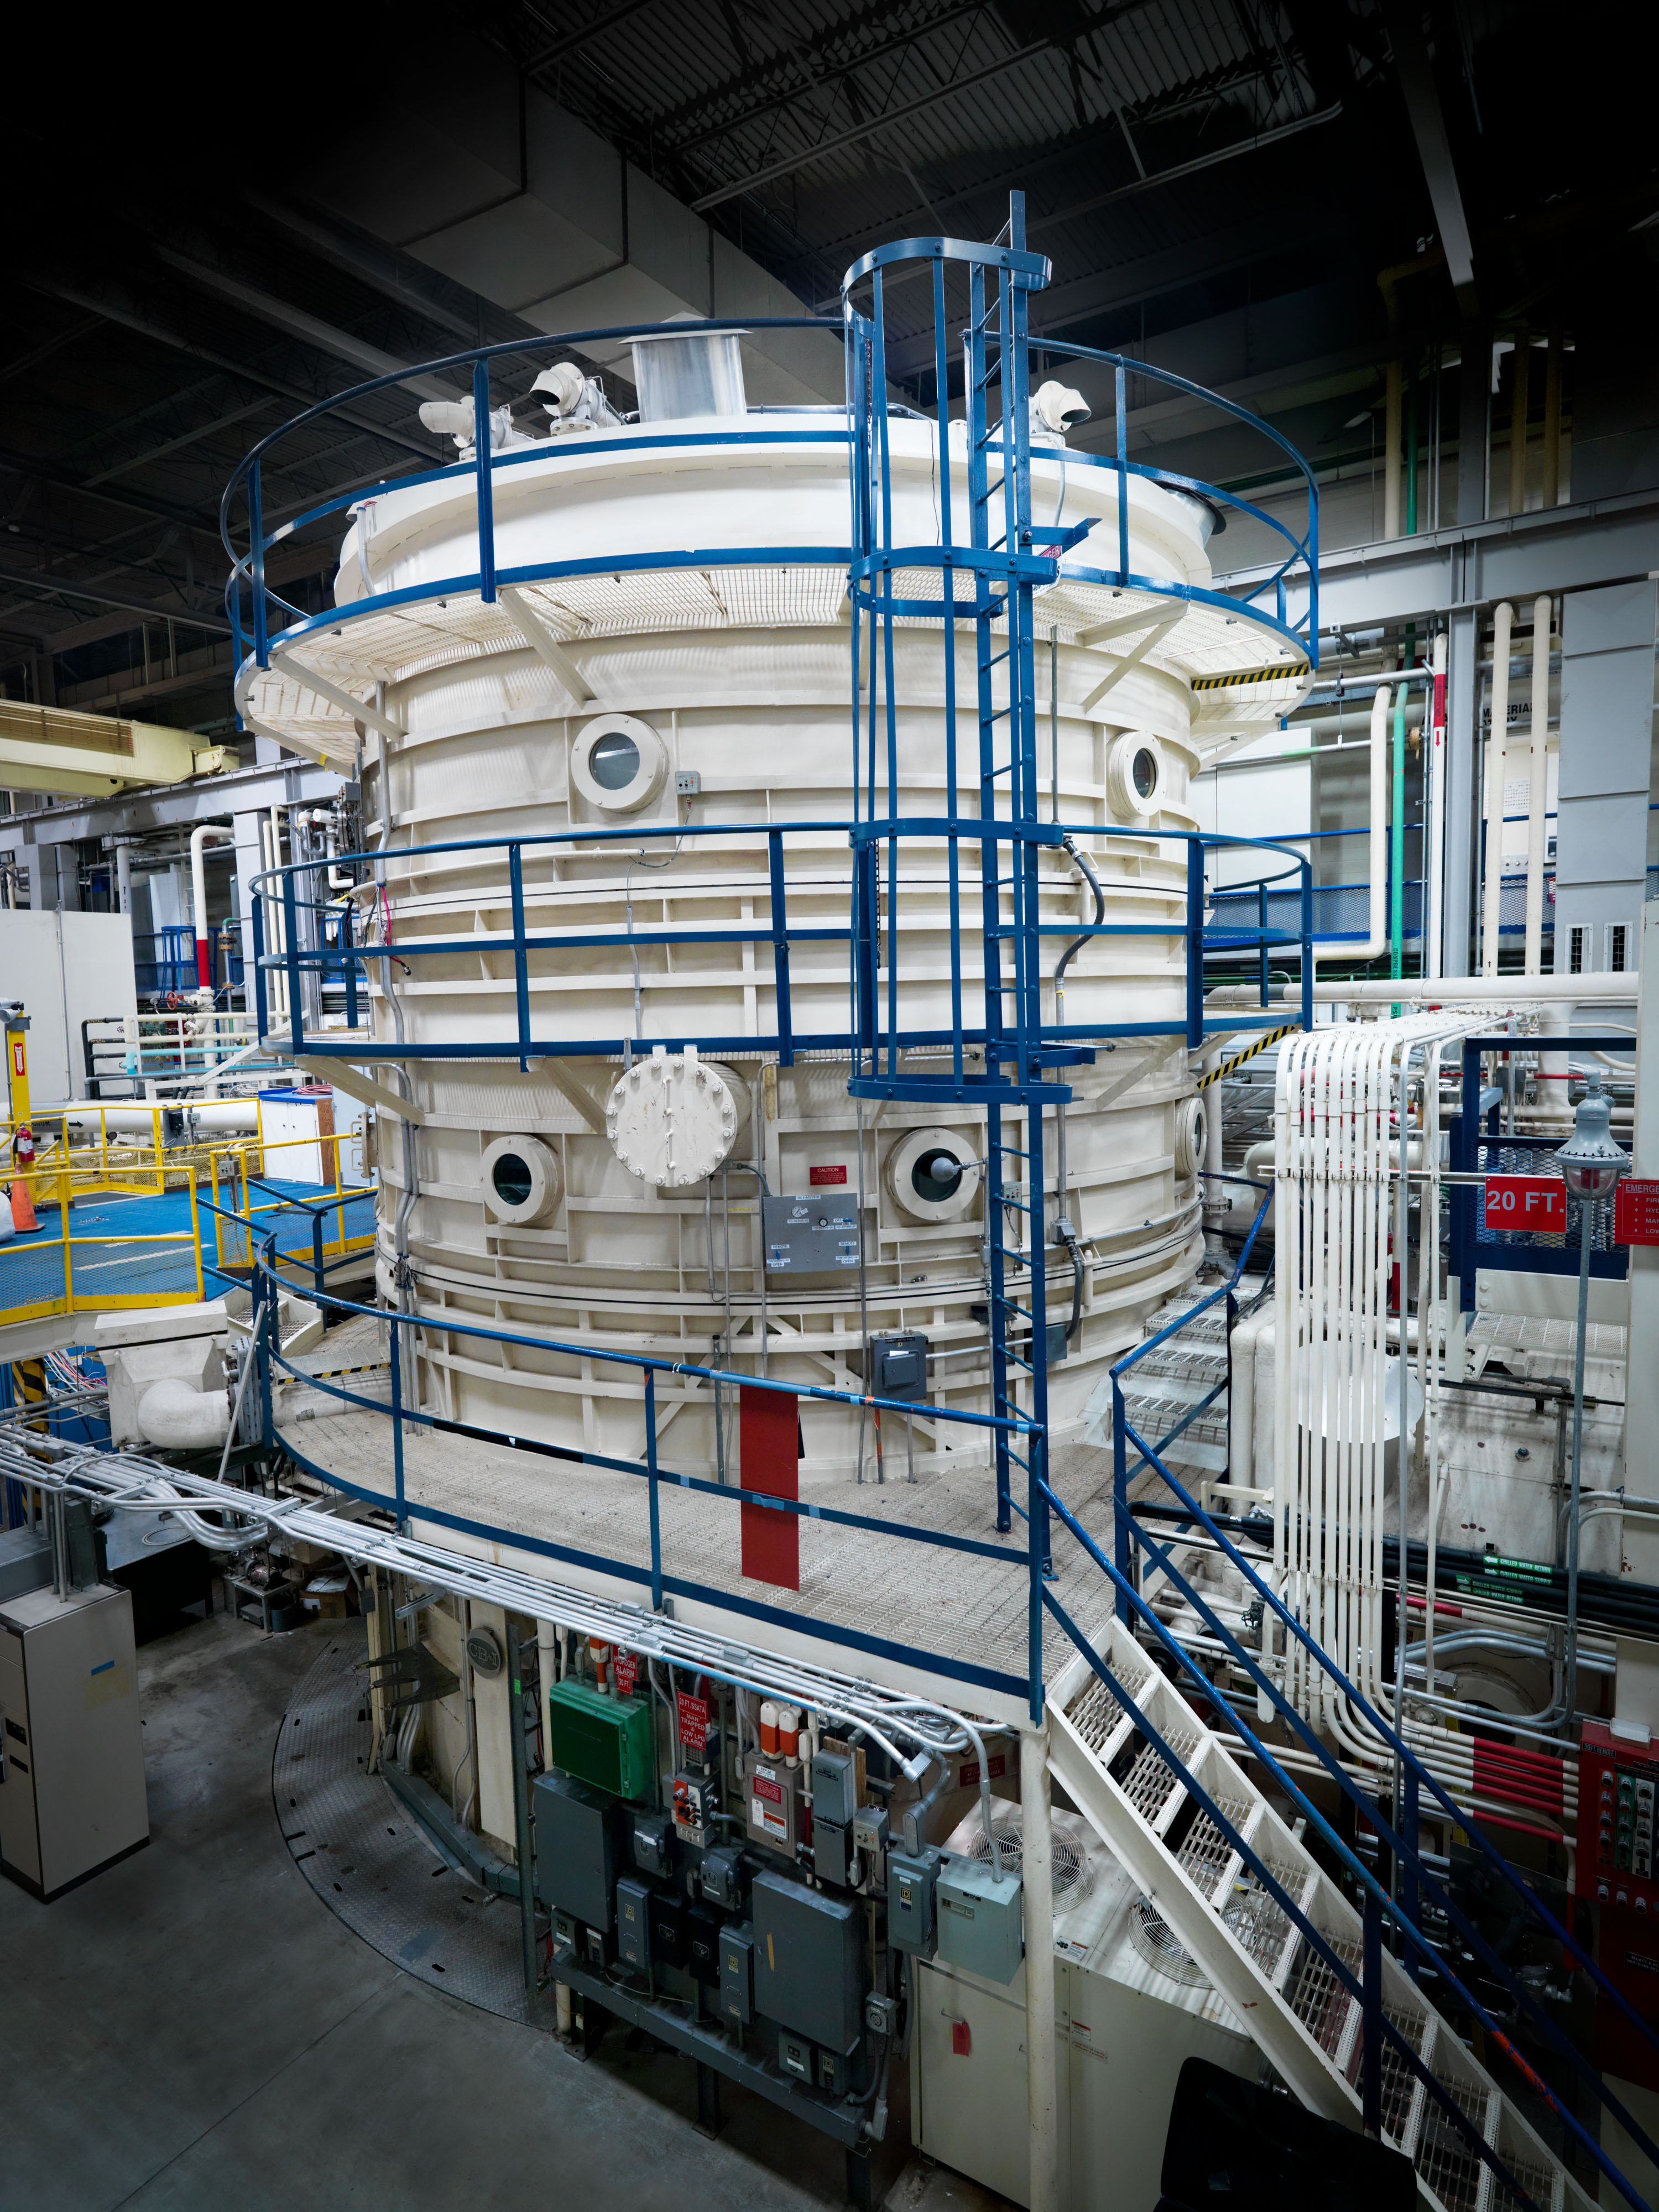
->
[[188, 1174, 204, 1301], [509, 841, 530, 1071], [1257, 878, 1269, 1008], [768, 829, 795, 1067], [1402, 1766, 1421, 1983], [342, 902, 358, 1030], [1028, 1445, 1044, 1723], [389, 1309, 407, 1528], [1186, 838, 1204, 1047], [1362, 1884, 1383, 2135], [1115, 360, 1129, 585], [646, 1370, 663, 1611], [282, 869, 302, 1056], [249, 460, 269, 670], [1112, 1370, 1131, 1625], [473, 359, 496, 604], [312, 1208, 325, 1298], [252, 895, 268, 1042], [1300, 859, 1313, 1030]]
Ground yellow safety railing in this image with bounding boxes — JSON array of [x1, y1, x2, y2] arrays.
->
[[0, 1127, 376, 1329]]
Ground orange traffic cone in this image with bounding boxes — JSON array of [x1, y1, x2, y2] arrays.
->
[[9, 1178, 37, 1234]]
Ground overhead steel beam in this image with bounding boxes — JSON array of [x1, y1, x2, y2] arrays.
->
[[20, 270, 437, 467], [242, 191, 487, 345], [691, 34, 1057, 211], [1215, 488, 1659, 634], [1379, 1, 1477, 307], [154, 247, 462, 406], [0, 445, 223, 539], [0, 565, 231, 635], [7, 756, 346, 844]]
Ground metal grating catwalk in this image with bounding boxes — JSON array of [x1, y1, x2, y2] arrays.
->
[[272, 1625, 540, 2026]]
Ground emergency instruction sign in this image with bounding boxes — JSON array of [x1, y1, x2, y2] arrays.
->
[[1615, 1179, 1659, 1248], [1484, 1175, 1567, 1234]]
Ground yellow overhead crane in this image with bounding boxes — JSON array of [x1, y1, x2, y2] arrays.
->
[[0, 700, 233, 800]]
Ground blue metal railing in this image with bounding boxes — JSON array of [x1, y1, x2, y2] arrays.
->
[[133, 924, 243, 998], [247, 817, 1313, 1067]]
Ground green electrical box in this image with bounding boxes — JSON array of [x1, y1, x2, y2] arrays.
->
[[545, 1679, 655, 1800]]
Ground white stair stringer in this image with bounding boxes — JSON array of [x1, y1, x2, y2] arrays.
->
[[1047, 1619, 1584, 2212]]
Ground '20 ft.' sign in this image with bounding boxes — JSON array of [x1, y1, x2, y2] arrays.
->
[[1484, 1175, 1567, 1233]]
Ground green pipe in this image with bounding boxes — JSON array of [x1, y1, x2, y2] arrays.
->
[[1390, 628, 1412, 1005], [1405, 357, 1418, 535]]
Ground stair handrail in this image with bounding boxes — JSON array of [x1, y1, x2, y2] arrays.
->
[[1040, 1485, 1644, 2211], [1099, 1348, 1659, 2182]]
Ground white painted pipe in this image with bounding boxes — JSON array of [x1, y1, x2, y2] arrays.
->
[[136, 1377, 231, 1451], [115, 842, 134, 917], [1314, 684, 1389, 969], [1021, 1724, 1059, 2212], [1301, 974, 1633, 1004], [1525, 596, 1551, 977], [42, 1100, 260, 1134], [1227, 1306, 1273, 1484], [1481, 603, 1514, 977], [190, 825, 234, 990], [1425, 630, 1447, 981]]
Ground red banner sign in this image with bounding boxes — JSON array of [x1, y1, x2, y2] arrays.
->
[[676, 1691, 708, 1752], [1484, 1175, 1567, 1234], [809, 1164, 847, 1186], [1616, 1179, 1659, 1248]]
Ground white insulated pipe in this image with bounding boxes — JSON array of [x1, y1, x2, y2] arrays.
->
[[115, 842, 134, 917], [42, 1100, 260, 1134], [1302, 974, 1633, 1004], [1481, 603, 1514, 978], [1425, 631, 1447, 981], [1021, 1724, 1059, 2212], [1525, 597, 1552, 977], [190, 825, 234, 991], [1313, 684, 1390, 969], [135, 1377, 231, 1451], [1227, 1305, 1273, 1485]]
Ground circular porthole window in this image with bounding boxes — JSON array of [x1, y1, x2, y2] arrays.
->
[[1175, 1094, 1207, 1182], [885, 1126, 982, 1225], [480, 1134, 564, 1226], [570, 713, 669, 814], [1105, 729, 1166, 821]]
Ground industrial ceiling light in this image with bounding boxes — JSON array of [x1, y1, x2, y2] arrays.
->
[[1555, 1072, 1628, 1200]]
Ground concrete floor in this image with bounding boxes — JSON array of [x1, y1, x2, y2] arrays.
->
[[1, 1606, 1008, 2212]]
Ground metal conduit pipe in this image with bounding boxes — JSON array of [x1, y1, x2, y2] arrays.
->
[[1524, 597, 1552, 978], [1481, 603, 1515, 977], [1312, 684, 1390, 971], [190, 824, 234, 992]]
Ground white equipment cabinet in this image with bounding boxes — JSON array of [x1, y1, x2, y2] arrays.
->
[[0, 1582, 149, 1901], [913, 1816, 1258, 2210]]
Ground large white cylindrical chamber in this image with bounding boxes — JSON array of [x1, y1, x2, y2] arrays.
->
[[248, 400, 1291, 1474]]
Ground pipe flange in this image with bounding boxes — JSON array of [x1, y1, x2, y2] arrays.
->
[[605, 1045, 739, 1188]]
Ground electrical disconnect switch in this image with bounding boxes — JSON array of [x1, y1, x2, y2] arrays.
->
[[887, 1845, 941, 1958]]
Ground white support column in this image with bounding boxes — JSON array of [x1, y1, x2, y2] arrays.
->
[[233, 812, 266, 1014], [1021, 1720, 1059, 2212]]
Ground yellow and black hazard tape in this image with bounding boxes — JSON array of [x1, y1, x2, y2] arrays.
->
[[1191, 663, 1305, 692], [1196, 1022, 1300, 1090], [311, 1359, 390, 1382]]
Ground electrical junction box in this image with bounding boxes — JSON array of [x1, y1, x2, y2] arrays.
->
[[779, 2029, 813, 2081], [888, 1845, 941, 1958], [762, 1193, 860, 1275], [649, 1885, 689, 1971], [616, 1871, 655, 1971], [815, 1816, 852, 1890], [936, 1853, 1025, 1985], [545, 1679, 654, 1800], [533, 1771, 620, 1930], [752, 1867, 864, 2054], [868, 1332, 928, 1403], [701, 1843, 748, 1908], [747, 1754, 802, 1854], [632, 1807, 675, 1878], [721, 1922, 755, 2026], [687, 1902, 722, 1985], [672, 1768, 716, 1846], [811, 1747, 857, 1827]]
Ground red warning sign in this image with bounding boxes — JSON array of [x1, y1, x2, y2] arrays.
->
[[809, 1164, 847, 1186], [612, 1651, 639, 1696], [676, 1691, 708, 1751], [1484, 1175, 1567, 1234], [1615, 1179, 1659, 1248]]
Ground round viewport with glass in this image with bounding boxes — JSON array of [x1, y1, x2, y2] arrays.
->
[[492, 1152, 535, 1208], [589, 731, 641, 790], [1133, 747, 1159, 799], [911, 1147, 964, 1205]]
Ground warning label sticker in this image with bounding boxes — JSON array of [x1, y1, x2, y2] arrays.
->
[[809, 1164, 847, 1186]]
